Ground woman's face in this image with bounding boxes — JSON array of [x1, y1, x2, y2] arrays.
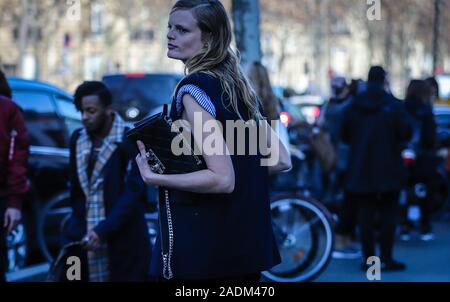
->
[[167, 9, 205, 62]]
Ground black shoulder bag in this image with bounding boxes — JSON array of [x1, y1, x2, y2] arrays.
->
[[126, 104, 206, 174]]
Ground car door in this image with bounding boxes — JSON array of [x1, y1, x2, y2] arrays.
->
[[12, 90, 70, 202]]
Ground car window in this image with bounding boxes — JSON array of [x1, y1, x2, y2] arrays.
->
[[437, 76, 450, 99], [286, 103, 307, 122], [105, 76, 177, 105], [12, 91, 67, 148], [435, 114, 450, 129], [55, 95, 83, 137], [103, 74, 182, 120]]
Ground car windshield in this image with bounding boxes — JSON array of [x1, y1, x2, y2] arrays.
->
[[103, 74, 180, 110]]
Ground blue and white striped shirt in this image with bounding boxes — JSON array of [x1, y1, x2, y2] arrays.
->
[[175, 84, 216, 118]]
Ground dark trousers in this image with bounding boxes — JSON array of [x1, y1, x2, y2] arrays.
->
[[418, 195, 431, 231], [0, 201, 7, 282], [350, 192, 399, 262], [336, 192, 358, 238]]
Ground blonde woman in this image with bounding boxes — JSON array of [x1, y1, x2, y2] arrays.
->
[[247, 62, 280, 122], [135, 0, 291, 281], [247, 61, 291, 155]]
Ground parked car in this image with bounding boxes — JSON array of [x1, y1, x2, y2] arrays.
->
[[434, 104, 450, 154], [289, 95, 325, 125], [434, 105, 450, 162], [435, 105, 450, 133], [272, 85, 300, 101], [6, 77, 81, 271], [426, 104, 450, 213], [435, 74, 450, 105], [102, 73, 183, 123]]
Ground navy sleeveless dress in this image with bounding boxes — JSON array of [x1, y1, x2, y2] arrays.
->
[[150, 72, 281, 280]]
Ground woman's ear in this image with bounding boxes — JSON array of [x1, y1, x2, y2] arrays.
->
[[203, 32, 213, 48]]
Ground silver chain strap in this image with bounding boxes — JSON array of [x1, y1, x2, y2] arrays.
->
[[162, 189, 174, 280], [144, 144, 173, 279], [154, 116, 199, 280]]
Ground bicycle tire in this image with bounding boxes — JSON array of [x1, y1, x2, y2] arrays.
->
[[36, 192, 72, 263], [262, 193, 335, 282]]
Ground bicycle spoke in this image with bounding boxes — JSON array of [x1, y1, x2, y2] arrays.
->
[[265, 195, 334, 282]]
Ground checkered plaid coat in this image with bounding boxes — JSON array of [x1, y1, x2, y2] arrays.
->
[[64, 113, 152, 282]]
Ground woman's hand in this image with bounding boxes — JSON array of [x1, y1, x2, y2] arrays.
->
[[135, 140, 157, 185]]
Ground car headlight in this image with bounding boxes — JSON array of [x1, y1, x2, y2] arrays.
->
[[126, 107, 140, 119]]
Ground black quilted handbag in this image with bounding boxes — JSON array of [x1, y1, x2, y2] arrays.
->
[[47, 240, 88, 282], [126, 104, 206, 174]]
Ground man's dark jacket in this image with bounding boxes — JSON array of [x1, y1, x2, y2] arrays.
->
[[64, 128, 151, 281], [341, 82, 412, 194]]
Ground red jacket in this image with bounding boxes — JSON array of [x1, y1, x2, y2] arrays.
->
[[0, 95, 29, 209]]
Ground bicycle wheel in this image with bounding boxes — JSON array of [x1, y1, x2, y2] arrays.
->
[[262, 194, 334, 282], [36, 192, 72, 263], [38, 192, 160, 263]]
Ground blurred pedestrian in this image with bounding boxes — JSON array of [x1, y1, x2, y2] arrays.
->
[[315, 76, 348, 209], [341, 66, 412, 271], [400, 80, 438, 241], [0, 69, 29, 282], [135, 0, 291, 281], [247, 62, 280, 123], [332, 79, 365, 259], [63, 81, 151, 282], [316, 77, 349, 201], [425, 77, 440, 105], [320, 76, 349, 147], [247, 61, 292, 191], [247, 62, 290, 152]]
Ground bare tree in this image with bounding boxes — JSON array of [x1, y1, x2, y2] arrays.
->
[[232, 0, 262, 68]]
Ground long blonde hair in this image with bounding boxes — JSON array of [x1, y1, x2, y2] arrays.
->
[[171, 0, 263, 121]]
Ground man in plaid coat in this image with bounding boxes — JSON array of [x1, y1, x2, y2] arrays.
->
[[64, 81, 151, 282]]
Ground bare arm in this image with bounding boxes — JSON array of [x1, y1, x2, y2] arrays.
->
[[135, 94, 235, 194], [264, 120, 292, 175]]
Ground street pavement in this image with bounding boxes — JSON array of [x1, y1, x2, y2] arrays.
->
[[7, 218, 450, 282], [316, 218, 450, 282]]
